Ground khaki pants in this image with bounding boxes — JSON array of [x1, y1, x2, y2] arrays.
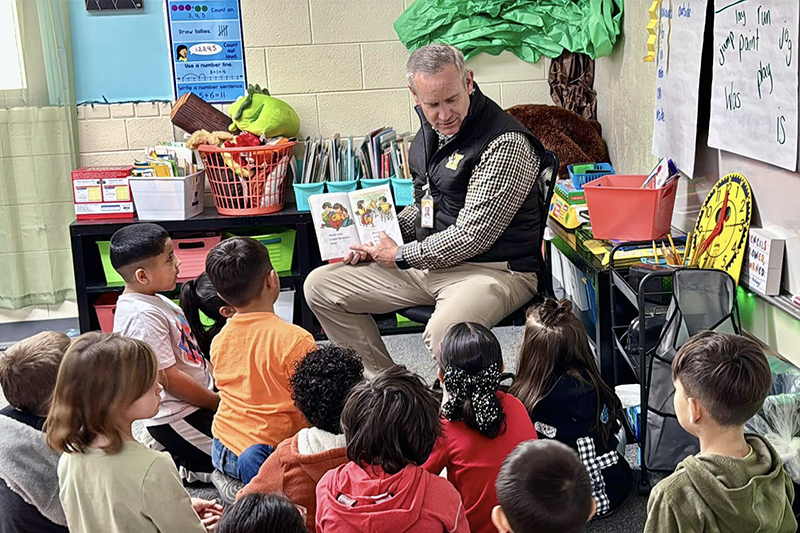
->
[[304, 261, 538, 377]]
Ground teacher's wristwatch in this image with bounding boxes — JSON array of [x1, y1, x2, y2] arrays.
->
[[395, 244, 411, 270]]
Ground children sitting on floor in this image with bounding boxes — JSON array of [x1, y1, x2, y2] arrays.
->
[[0, 332, 71, 533], [509, 298, 631, 516], [423, 322, 538, 533], [218, 493, 307, 533], [110, 223, 218, 483], [46, 332, 222, 532], [315, 365, 469, 533], [180, 271, 235, 360], [238, 345, 364, 531], [644, 331, 796, 533], [205, 237, 317, 484], [493, 439, 596, 533]]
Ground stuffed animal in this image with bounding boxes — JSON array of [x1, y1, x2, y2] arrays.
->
[[228, 84, 300, 138], [186, 129, 235, 150], [506, 104, 610, 179]]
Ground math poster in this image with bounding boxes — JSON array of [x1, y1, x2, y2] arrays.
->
[[166, 0, 247, 104], [652, 0, 708, 177], [708, 0, 799, 171]]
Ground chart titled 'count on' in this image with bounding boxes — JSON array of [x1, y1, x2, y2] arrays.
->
[[166, 0, 247, 104]]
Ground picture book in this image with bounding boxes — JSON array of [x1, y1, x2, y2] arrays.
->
[[308, 184, 404, 261]]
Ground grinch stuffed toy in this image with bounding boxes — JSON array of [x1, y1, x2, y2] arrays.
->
[[228, 84, 300, 138]]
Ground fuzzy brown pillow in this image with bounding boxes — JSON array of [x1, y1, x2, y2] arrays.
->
[[507, 104, 610, 179]]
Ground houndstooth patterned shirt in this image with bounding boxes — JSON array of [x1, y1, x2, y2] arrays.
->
[[397, 131, 541, 270]]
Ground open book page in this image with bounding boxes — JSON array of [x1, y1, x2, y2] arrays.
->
[[348, 184, 403, 246], [308, 192, 361, 261]]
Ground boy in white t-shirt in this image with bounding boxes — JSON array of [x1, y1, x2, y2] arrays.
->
[[111, 223, 219, 483]]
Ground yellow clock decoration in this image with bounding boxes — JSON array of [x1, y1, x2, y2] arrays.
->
[[687, 173, 752, 282]]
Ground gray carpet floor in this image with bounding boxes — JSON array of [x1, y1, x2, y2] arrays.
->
[[1, 325, 654, 532]]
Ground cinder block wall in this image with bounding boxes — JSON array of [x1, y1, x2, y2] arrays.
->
[[75, 0, 552, 165]]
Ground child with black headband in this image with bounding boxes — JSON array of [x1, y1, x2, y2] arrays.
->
[[423, 323, 538, 533]]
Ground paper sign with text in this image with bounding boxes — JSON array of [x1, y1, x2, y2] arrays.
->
[[708, 0, 799, 171], [167, 0, 247, 104], [652, 0, 709, 177]]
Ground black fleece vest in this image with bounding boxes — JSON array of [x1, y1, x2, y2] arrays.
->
[[408, 84, 544, 272]]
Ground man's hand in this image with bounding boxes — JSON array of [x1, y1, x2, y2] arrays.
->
[[342, 249, 373, 265], [351, 232, 399, 268]]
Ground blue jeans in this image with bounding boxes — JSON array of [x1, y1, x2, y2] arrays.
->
[[211, 439, 274, 484]]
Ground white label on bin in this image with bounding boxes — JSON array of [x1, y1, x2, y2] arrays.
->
[[74, 179, 102, 203], [75, 202, 134, 214], [101, 178, 131, 202]]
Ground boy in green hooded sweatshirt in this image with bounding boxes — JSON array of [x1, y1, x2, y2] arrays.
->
[[644, 331, 796, 533]]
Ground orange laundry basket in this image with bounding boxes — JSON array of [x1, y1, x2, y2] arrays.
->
[[198, 141, 296, 215]]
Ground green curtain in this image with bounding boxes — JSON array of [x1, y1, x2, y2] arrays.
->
[[0, 0, 78, 309], [395, 0, 624, 63]]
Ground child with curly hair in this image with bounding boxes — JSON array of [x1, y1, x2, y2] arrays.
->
[[238, 346, 364, 531]]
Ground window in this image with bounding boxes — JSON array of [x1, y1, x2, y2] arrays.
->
[[0, 0, 25, 91]]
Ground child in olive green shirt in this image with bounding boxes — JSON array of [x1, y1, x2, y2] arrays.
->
[[645, 332, 796, 533]]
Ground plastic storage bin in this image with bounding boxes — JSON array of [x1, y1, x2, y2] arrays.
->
[[326, 180, 359, 193], [292, 182, 325, 212], [274, 289, 296, 324], [583, 175, 678, 241], [391, 178, 414, 206], [568, 162, 615, 189], [96, 241, 125, 285], [94, 293, 119, 333], [360, 178, 390, 189], [128, 171, 205, 221], [224, 227, 296, 273], [198, 141, 296, 216], [173, 234, 221, 282]]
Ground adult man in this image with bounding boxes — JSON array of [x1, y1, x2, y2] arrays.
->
[[305, 43, 545, 376]]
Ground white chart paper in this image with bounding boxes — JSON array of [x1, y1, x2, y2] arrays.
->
[[652, 0, 709, 178], [708, 0, 799, 171]]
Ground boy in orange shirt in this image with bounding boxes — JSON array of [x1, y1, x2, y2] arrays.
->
[[205, 237, 317, 485]]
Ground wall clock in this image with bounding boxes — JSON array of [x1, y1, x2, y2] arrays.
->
[[687, 172, 752, 283]]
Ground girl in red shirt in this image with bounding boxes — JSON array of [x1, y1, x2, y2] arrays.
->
[[423, 323, 538, 533]]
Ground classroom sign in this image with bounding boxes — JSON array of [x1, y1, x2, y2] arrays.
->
[[166, 0, 247, 104], [651, 0, 708, 177], [708, 0, 799, 171]]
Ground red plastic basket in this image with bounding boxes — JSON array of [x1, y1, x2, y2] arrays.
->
[[583, 175, 678, 241], [198, 141, 296, 215], [94, 292, 119, 333]]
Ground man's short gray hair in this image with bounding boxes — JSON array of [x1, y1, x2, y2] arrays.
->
[[405, 43, 468, 89]]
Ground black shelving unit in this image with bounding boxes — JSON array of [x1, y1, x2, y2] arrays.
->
[[70, 205, 318, 334], [608, 238, 681, 495], [69, 204, 425, 339]]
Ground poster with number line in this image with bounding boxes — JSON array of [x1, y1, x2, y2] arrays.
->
[[708, 0, 799, 171], [166, 0, 247, 104]]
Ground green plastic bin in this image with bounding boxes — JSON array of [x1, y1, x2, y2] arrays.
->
[[224, 227, 296, 274], [97, 241, 125, 285]]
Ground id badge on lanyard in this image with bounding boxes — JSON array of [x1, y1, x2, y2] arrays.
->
[[421, 180, 434, 228]]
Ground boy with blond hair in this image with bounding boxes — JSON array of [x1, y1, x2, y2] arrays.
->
[[0, 331, 71, 533], [645, 331, 796, 532]]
